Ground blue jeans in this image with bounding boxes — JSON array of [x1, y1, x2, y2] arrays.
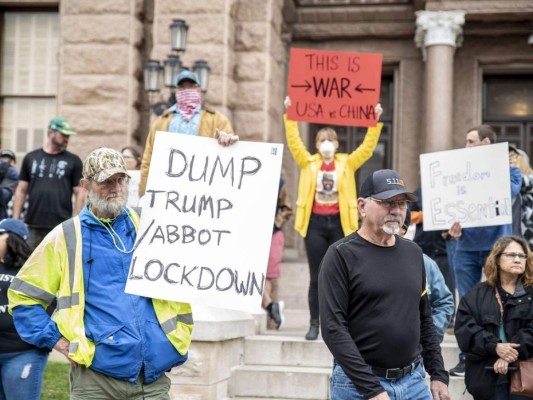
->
[[0, 349, 48, 400], [453, 250, 490, 299], [445, 239, 457, 272], [330, 363, 432, 400]]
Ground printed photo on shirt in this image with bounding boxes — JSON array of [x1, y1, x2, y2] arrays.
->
[[315, 171, 338, 204]]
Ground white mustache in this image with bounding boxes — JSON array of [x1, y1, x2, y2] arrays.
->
[[384, 216, 401, 223]]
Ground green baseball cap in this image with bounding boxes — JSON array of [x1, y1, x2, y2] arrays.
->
[[83, 147, 130, 183], [48, 117, 77, 136]]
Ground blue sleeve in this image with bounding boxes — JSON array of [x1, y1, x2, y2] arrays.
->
[[424, 256, 454, 341], [0, 165, 18, 206], [510, 166, 522, 198], [0, 187, 12, 207], [12, 305, 62, 350]]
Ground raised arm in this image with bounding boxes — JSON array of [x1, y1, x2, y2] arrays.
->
[[283, 97, 312, 169], [346, 104, 383, 170]]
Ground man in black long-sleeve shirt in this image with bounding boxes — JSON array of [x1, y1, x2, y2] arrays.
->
[[319, 169, 449, 400]]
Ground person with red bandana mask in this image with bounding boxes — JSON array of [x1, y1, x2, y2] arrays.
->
[[139, 71, 237, 196]]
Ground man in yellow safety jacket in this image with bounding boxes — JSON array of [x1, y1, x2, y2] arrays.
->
[[9, 147, 193, 399]]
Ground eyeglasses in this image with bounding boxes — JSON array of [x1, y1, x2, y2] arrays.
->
[[501, 252, 528, 260], [95, 176, 129, 188], [370, 198, 410, 210]]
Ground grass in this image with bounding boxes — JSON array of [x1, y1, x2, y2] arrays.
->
[[41, 361, 70, 400]]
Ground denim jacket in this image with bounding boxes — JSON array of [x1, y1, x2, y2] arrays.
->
[[423, 254, 454, 341]]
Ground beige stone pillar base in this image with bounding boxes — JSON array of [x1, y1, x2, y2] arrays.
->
[[167, 305, 265, 399]]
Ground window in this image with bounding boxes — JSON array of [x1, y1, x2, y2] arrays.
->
[[0, 12, 58, 155], [309, 78, 393, 188], [483, 75, 533, 157]]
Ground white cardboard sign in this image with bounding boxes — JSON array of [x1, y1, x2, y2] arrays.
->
[[125, 132, 284, 312], [420, 142, 512, 231]]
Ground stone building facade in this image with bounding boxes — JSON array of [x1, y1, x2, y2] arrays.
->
[[1, 0, 532, 249], [1, 1, 532, 398]]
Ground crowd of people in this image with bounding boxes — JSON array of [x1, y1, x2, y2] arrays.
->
[[0, 69, 531, 400]]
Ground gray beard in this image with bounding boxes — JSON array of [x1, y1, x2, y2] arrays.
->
[[88, 189, 128, 217], [383, 224, 400, 235]]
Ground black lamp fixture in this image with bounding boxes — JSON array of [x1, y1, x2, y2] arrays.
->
[[143, 19, 210, 115]]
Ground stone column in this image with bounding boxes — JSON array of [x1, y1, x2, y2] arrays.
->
[[60, 0, 144, 157], [415, 10, 466, 152]]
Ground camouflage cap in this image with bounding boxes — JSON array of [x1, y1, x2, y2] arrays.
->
[[83, 147, 131, 183], [48, 117, 77, 136]]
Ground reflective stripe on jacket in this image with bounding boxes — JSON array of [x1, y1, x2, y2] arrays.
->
[[9, 207, 193, 369]]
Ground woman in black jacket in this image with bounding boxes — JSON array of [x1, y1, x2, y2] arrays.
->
[[455, 235, 533, 400]]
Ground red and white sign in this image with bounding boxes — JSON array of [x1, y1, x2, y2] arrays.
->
[[287, 48, 383, 127]]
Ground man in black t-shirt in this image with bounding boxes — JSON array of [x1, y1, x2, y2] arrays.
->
[[13, 117, 84, 250], [319, 169, 449, 400]]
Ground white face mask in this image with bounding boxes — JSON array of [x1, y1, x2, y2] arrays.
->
[[319, 140, 335, 158]]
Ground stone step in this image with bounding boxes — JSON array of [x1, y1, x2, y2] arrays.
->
[[244, 335, 332, 368], [231, 365, 330, 400], [228, 398, 303, 400], [279, 308, 310, 330], [279, 261, 309, 280], [282, 248, 304, 262], [278, 261, 309, 310], [443, 377, 473, 399], [441, 340, 461, 371], [247, 331, 461, 371], [230, 365, 471, 400], [264, 310, 462, 368], [229, 398, 303, 400]]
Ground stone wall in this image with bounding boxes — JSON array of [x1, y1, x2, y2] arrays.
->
[[234, 0, 285, 143], [3, 0, 533, 245], [59, 0, 144, 159], [151, 0, 237, 122], [453, 34, 533, 148]]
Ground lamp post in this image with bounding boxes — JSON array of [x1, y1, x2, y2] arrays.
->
[[143, 19, 210, 116]]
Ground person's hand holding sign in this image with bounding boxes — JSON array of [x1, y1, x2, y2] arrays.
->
[[215, 129, 239, 147], [375, 103, 383, 122], [448, 222, 462, 239], [284, 96, 292, 111]]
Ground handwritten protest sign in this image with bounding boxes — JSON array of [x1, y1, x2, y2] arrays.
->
[[125, 133, 283, 312], [420, 142, 512, 231], [287, 48, 383, 127]]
